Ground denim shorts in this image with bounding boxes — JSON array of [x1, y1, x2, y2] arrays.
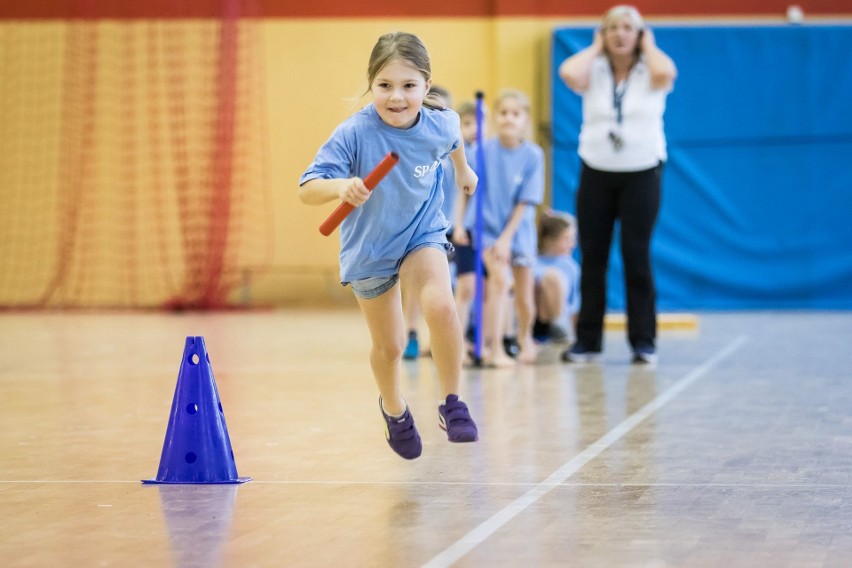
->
[[349, 274, 400, 299], [347, 242, 451, 299]]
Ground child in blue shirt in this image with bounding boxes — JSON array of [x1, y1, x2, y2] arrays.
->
[[534, 211, 580, 344], [461, 89, 545, 367], [299, 32, 479, 460]]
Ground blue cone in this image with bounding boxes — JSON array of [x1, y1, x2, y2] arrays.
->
[[143, 336, 251, 484]]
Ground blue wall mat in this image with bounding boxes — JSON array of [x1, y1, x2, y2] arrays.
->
[[551, 25, 852, 310]]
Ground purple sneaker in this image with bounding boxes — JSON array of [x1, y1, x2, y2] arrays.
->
[[379, 397, 422, 460], [438, 395, 479, 442]]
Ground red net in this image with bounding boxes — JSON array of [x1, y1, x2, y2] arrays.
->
[[0, 10, 272, 309]]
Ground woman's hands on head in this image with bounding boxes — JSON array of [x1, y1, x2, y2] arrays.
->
[[639, 27, 656, 53]]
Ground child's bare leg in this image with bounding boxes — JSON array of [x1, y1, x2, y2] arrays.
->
[[402, 246, 478, 443], [357, 281, 424, 459], [483, 249, 515, 367], [454, 271, 476, 359], [536, 269, 566, 322], [401, 247, 462, 397], [512, 265, 538, 364], [356, 284, 406, 415]]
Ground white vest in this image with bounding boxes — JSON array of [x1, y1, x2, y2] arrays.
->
[[578, 55, 670, 172]]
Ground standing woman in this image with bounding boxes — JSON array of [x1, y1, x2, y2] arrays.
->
[[558, 5, 676, 364]]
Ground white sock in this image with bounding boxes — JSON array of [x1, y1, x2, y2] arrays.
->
[[382, 399, 406, 419]]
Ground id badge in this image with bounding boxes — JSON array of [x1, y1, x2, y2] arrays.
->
[[608, 130, 624, 152]]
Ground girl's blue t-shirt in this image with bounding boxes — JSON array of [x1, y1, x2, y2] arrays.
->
[[300, 104, 461, 283], [465, 137, 545, 257]]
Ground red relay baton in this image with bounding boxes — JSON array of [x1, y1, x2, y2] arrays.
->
[[318, 152, 400, 236]]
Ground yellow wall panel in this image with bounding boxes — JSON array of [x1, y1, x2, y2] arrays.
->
[[255, 17, 570, 305]]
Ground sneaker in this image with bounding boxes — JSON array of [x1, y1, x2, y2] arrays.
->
[[438, 395, 478, 442], [403, 331, 419, 360], [632, 346, 657, 365], [533, 320, 569, 344], [379, 397, 422, 459], [532, 319, 552, 342], [561, 343, 601, 363], [503, 336, 520, 358]]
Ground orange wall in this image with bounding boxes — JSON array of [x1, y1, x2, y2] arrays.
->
[[1, 0, 850, 18]]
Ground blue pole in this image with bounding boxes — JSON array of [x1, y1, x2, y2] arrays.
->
[[472, 92, 486, 364]]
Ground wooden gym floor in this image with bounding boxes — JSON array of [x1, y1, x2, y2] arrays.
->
[[1, 309, 851, 567]]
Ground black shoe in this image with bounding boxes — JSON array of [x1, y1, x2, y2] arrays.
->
[[503, 336, 520, 358], [532, 319, 552, 342], [561, 343, 601, 363], [631, 345, 657, 365]]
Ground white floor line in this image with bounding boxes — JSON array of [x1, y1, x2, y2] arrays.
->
[[0, 480, 843, 489], [0, 480, 140, 484], [420, 335, 750, 568]]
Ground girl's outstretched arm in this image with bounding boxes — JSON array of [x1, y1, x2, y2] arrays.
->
[[299, 177, 371, 207]]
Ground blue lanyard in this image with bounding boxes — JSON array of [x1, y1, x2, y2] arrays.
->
[[612, 76, 629, 125]]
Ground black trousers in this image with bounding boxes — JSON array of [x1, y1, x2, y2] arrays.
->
[[575, 161, 662, 351]]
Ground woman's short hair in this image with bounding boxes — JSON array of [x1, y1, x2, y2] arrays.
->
[[602, 5, 644, 30]]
